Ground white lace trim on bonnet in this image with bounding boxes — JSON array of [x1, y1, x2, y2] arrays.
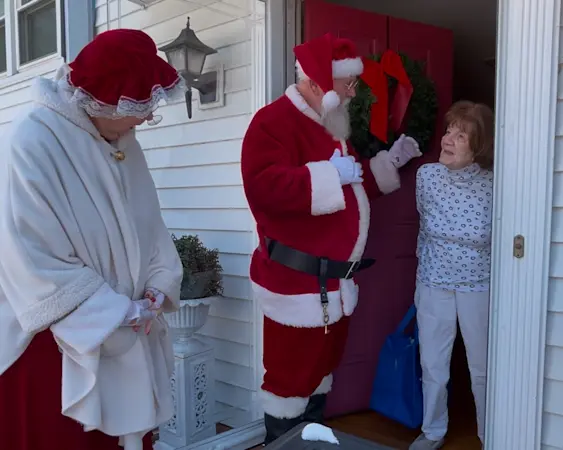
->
[[55, 64, 188, 119]]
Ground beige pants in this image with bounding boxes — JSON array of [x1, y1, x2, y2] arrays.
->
[[415, 283, 489, 443]]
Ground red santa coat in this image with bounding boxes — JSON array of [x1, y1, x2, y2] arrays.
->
[[241, 84, 401, 419]]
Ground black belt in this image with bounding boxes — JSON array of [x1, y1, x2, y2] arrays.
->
[[265, 238, 374, 279], [264, 238, 375, 329]]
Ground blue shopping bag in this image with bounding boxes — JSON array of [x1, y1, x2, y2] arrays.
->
[[369, 304, 423, 429]]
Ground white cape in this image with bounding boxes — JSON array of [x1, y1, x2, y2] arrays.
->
[[0, 66, 182, 446]]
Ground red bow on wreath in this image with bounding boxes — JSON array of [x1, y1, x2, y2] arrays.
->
[[360, 50, 414, 143]]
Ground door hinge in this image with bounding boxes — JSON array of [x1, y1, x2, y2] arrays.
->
[[513, 235, 525, 258]]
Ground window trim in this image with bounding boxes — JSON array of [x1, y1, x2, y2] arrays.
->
[[0, 0, 63, 77], [0, 0, 91, 87], [15, 0, 62, 69], [0, 16, 6, 74]]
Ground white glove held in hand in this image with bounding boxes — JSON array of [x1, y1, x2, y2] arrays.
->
[[388, 134, 422, 168], [121, 299, 157, 327], [144, 287, 166, 309], [329, 149, 363, 185], [129, 288, 167, 334]]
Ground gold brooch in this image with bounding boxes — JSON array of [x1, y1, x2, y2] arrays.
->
[[112, 151, 126, 161]]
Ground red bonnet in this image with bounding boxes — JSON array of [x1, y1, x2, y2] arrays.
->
[[67, 29, 186, 118]]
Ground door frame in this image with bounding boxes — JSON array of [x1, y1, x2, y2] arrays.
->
[[485, 0, 558, 447], [263, 0, 560, 449]]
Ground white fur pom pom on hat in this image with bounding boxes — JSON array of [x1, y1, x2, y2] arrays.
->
[[322, 90, 341, 112]]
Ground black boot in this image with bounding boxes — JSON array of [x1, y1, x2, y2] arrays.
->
[[302, 394, 327, 424], [263, 413, 303, 445]]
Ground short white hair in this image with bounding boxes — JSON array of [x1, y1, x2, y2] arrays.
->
[[295, 60, 309, 82]]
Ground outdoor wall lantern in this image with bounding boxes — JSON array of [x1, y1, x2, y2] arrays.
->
[[159, 17, 221, 119]]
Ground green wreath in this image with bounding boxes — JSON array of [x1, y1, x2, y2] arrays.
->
[[349, 53, 439, 159]]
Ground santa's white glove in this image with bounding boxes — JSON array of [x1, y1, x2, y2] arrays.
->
[[121, 299, 157, 328], [329, 149, 363, 185], [388, 134, 422, 169]]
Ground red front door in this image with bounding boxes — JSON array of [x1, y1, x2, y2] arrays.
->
[[302, 0, 454, 417], [303, 0, 388, 55]]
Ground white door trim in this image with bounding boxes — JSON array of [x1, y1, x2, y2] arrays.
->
[[485, 0, 559, 448], [264, 0, 298, 101]]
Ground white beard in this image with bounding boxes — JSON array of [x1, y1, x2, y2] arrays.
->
[[320, 98, 351, 141]]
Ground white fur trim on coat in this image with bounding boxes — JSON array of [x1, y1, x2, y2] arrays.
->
[[332, 57, 363, 78], [313, 374, 334, 395], [340, 140, 371, 261], [349, 182, 370, 261], [306, 161, 346, 216], [370, 150, 401, 194], [285, 84, 322, 124], [253, 279, 359, 328], [340, 278, 359, 316], [261, 389, 309, 419], [19, 269, 105, 334]]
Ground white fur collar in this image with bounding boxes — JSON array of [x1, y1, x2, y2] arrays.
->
[[31, 75, 101, 139], [285, 84, 322, 125], [31, 65, 137, 149]]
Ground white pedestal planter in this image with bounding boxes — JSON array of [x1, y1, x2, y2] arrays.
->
[[155, 298, 217, 450]]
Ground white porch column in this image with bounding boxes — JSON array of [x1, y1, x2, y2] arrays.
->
[[486, 0, 560, 448], [155, 301, 217, 450]]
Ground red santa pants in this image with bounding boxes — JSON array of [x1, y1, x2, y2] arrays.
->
[[0, 330, 153, 450], [261, 315, 350, 419]]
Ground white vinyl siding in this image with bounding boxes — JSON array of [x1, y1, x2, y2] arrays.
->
[[542, 16, 563, 449], [95, 0, 257, 428]]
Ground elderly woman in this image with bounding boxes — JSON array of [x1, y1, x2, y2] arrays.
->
[[0, 30, 184, 450], [410, 101, 494, 450]]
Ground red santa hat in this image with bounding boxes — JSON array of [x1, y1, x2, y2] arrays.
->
[[66, 29, 186, 118], [293, 33, 363, 112]]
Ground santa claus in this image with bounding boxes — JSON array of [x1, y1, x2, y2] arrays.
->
[[241, 33, 421, 444]]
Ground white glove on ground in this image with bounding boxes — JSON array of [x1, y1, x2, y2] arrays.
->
[[329, 149, 363, 185], [388, 134, 422, 168]]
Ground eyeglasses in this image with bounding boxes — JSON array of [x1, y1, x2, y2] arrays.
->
[[345, 79, 359, 91]]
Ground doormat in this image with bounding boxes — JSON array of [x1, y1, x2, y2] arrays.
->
[[265, 422, 400, 450]]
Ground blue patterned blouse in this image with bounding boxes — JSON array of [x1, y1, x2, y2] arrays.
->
[[415, 162, 494, 292]]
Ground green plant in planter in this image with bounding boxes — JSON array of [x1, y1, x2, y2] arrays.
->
[[172, 234, 224, 300]]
